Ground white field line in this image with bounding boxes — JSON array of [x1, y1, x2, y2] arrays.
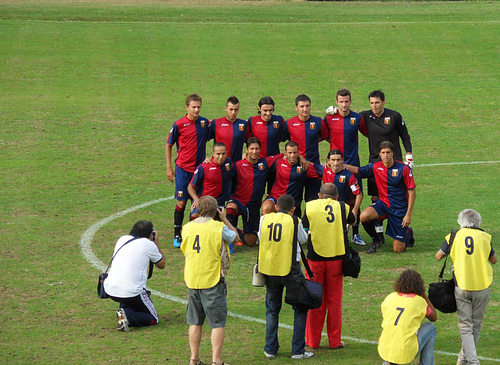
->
[[79, 160, 500, 362], [2, 19, 499, 26]]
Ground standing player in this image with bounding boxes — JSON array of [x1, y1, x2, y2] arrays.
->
[[344, 141, 416, 254], [188, 142, 232, 219], [208, 96, 249, 163], [166, 93, 211, 247], [322, 149, 365, 245], [360, 90, 413, 243], [324, 89, 366, 245], [226, 137, 283, 247], [261, 141, 320, 218], [283, 94, 329, 202], [248, 96, 286, 158]]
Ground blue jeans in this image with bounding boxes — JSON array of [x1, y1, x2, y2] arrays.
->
[[417, 322, 436, 365], [264, 266, 308, 356]]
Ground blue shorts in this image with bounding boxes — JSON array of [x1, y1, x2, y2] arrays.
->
[[175, 166, 194, 201], [227, 198, 260, 235], [371, 200, 408, 242]]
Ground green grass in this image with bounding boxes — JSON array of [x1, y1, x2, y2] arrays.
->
[[0, 1, 499, 364]]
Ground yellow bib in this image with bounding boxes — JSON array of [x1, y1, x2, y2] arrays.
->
[[378, 292, 427, 364], [305, 198, 348, 258], [448, 228, 493, 290], [181, 219, 224, 289], [259, 213, 296, 276]]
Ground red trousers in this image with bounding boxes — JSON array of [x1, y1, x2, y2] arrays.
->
[[305, 259, 343, 348]]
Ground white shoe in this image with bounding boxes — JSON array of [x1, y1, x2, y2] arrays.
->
[[352, 234, 366, 246], [291, 351, 314, 359], [264, 351, 275, 358], [116, 308, 129, 332]]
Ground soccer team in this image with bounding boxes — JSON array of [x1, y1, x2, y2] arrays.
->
[[166, 90, 415, 255]]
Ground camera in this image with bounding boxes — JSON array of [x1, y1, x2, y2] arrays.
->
[[151, 228, 156, 240]]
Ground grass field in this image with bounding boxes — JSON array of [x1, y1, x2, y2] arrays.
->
[[1, 1, 499, 364]]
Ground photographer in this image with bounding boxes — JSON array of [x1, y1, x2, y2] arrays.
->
[[104, 220, 165, 332]]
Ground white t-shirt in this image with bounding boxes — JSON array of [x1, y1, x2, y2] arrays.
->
[[104, 235, 163, 298]]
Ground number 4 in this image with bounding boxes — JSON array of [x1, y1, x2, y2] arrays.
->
[[193, 235, 201, 253]]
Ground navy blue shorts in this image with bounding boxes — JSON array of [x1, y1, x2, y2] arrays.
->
[[175, 165, 194, 201], [371, 200, 408, 242], [227, 198, 260, 235]]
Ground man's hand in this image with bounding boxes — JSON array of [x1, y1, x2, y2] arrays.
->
[[326, 106, 339, 115], [166, 166, 175, 182], [217, 206, 226, 220], [297, 154, 311, 170], [402, 213, 412, 227]]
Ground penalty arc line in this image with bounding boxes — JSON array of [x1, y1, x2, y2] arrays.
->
[[79, 160, 500, 362]]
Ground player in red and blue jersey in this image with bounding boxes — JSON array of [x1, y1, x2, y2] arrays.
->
[[166, 93, 211, 247], [261, 141, 321, 218], [283, 94, 329, 202], [322, 149, 365, 246], [208, 96, 249, 163], [226, 137, 283, 247], [345, 141, 416, 254], [324, 89, 367, 245], [188, 142, 233, 218]]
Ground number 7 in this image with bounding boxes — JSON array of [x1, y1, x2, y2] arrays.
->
[[394, 307, 405, 325]]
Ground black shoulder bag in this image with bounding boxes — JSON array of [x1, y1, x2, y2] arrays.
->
[[285, 215, 324, 310], [97, 236, 139, 299], [340, 202, 361, 278], [428, 230, 458, 313]]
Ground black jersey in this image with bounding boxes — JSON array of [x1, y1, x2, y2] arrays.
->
[[360, 108, 412, 163]]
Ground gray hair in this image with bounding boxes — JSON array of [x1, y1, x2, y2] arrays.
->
[[457, 209, 482, 229], [320, 183, 338, 199]]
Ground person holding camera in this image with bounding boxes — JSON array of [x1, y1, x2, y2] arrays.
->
[[104, 220, 165, 332]]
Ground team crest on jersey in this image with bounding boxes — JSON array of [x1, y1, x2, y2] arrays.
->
[[200, 120, 206, 128], [258, 163, 264, 170], [384, 117, 391, 125], [273, 121, 279, 128], [177, 191, 183, 198], [239, 124, 245, 131], [225, 163, 231, 171], [297, 166, 302, 173], [392, 169, 398, 177], [310, 122, 316, 130], [339, 176, 346, 183], [350, 117, 356, 125]]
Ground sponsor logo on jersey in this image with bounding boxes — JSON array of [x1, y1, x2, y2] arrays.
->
[[225, 163, 231, 171], [210, 167, 217, 171], [178, 191, 183, 198], [239, 124, 245, 131], [200, 121, 205, 128], [384, 117, 391, 125], [339, 176, 345, 183], [258, 163, 264, 170], [221, 123, 230, 127], [350, 117, 356, 125], [392, 169, 398, 177], [310, 122, 316, 130], [293, 123, 301, 127], [273, 121, 279, 128]]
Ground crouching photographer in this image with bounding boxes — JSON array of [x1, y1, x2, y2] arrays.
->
[[104, 220, 165, 332]]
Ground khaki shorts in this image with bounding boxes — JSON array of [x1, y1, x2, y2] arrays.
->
[[187, 278, 227, 328]]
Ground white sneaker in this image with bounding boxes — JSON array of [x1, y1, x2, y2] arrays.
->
[[352, 234, 366, 246], [264, 351, 275, 358], [291, 351, 314, 359], [116, 308, 129, 332]]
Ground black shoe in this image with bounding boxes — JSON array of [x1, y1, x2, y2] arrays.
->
[[366, 242, 379, 254], [405, 226, 415, 248]]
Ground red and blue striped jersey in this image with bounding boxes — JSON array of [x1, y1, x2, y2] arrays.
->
[[231, 154, 283, 206], [283, 115, 329, 164], [358, 161, 415, 210], [324, 111, 364, 166], [208, 117, 249, 162], [167, 115, 211, 173], [190, 157, 233, 206], [269, 159, 321, 204], [248, 114, 286, 157], [322, 166, 361, 206]]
